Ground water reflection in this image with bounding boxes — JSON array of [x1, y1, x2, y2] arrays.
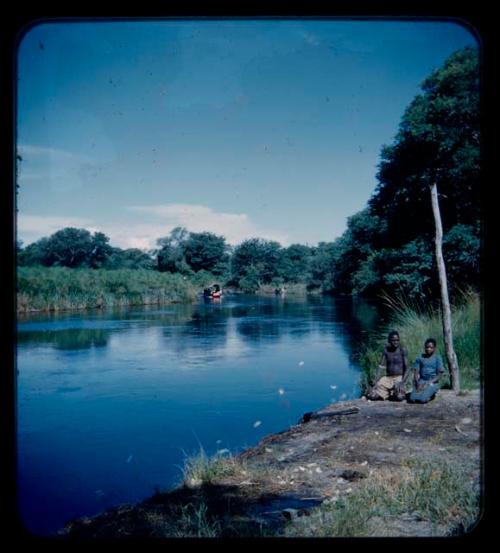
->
[[17, 295, 387, 359], [17, 328, 111, 351]]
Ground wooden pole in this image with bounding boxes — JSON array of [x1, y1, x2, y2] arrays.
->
[[430, 182, 460, 393]]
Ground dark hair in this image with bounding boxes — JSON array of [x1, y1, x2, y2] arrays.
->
[[425, 338, 437, 347], [388, 330, 400, 341]]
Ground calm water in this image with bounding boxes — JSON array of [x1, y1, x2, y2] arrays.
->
[[16, 294, 386, 536]]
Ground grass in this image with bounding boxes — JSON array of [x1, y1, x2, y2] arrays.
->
[[359, 289, 481, 391], [162, 450, 480, 537], [143, 502, 223, 538], [180, 446, 243, 488], [284, 458, 480, 537], [16, 266, 217, 312]]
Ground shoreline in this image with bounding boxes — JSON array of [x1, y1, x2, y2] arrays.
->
[[58, 389, 482, 538]]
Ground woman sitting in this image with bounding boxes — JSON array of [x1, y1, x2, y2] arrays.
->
[[408, 338, 445, 404]]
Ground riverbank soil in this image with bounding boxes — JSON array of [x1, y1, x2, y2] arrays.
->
[[59, 389, 482, 538]]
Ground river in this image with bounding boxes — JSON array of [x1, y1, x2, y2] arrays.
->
[[16, 294, 388, 535]]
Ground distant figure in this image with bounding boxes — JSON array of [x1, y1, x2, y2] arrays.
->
[[367, 330, 409, 401], [275, 286, 286, 296], [408, 338, 444, 404], [211, 284, 222, 298]]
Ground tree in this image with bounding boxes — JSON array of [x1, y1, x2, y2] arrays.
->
[[370, 47, 479, 248], [280, 244, 314, 283], [88, 232, 114, 269], [369, 46, 480, 392], [231, 238, 283, 289], [104, 247, 155, 270], [431, 182, 460, 392], [330, 208, 387, 295], [16, 228, 113, 268], [183, 232, 228, 274], [307, 241, 338, 293], [156, 227, 191, 274]]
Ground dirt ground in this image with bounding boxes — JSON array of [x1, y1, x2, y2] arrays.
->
[[60, 389, 482, 538]]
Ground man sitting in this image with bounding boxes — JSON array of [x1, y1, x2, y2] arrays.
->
[[367, 330, 409, 401]]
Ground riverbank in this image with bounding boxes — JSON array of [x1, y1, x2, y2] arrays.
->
[[16, 267, 211, 313], [16, 267, 318, 313], [59, 389, 482, 538]]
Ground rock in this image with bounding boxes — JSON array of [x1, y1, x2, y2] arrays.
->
[[282, 508, 309, 521], [282, 508, 300, 520]]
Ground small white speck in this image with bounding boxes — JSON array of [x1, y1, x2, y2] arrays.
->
[[253, 420, 262, 428], [299, 361, 305, 366]]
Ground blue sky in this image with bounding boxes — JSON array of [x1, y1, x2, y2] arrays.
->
[[16, 18, 477, 250]]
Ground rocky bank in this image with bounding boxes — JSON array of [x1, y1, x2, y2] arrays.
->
[[59, 389, 482, 538]]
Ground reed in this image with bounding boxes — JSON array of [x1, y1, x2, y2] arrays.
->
[[16, 267, 206, 313]]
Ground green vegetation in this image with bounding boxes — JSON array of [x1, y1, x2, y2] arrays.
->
[[16, 266, 211, 312], [144, 502, 223, 538], [284, 459, 480, 537], [359, 290, 481, 391], [181, 447, 242, 488]]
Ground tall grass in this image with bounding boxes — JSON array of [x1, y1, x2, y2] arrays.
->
[[359, 289, 481, 391], [180, 446, 241, 488], [16, 266, 212, 313]]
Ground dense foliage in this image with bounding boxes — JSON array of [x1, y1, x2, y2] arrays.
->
[[17, 47, 480, 302]]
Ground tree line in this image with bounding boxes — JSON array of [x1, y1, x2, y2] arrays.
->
[[17, 47, 480, 302]]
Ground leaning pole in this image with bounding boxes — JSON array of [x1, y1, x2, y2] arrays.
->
[[430, 182, 460, 393]]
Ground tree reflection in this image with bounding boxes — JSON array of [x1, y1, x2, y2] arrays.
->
[[17, 328, 111, 350]]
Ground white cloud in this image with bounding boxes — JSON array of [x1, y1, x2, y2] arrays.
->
[[17, 215, 96, 245], [126, 203, 289, 246], [17, 204, 290, 251]]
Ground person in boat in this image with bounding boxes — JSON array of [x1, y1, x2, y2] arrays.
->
[[211, 284, 222, 298], [366, 330, 409, 401], [408, 338, 444, 404]]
